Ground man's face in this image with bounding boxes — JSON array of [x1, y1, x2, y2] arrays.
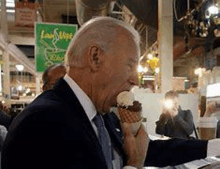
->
[[173, 97, 180, 110], [94, 33, 140, 113]]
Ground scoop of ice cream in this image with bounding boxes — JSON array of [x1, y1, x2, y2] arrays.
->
[[127, 101, 142, 112], [117, 91, 134, 107]]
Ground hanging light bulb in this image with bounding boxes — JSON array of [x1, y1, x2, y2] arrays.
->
[[155, 67, 160, 74], [206, 5, 219, 18], [147, 53, 154, 60], [26, 88, 31, 93], [143, 67, 148, 73], [208, 6, 219, 15], [15, 64, 24, 71], [17, 85, 23, 91], [137, 65, 144, 73]]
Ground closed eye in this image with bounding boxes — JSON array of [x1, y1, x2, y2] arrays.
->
[[128, 61, 135, 69], [128, 63, 133, 69], [127, 58, 138, 72]]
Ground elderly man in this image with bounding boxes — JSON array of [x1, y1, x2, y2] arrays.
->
[[2, 17, 220, 169]]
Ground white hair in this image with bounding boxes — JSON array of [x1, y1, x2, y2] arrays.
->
[[65, 16, 140, 68]]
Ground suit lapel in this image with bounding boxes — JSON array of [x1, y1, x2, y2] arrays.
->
[[53, 79, 107, 167]]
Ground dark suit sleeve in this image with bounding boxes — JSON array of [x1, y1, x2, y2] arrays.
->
[[155, 113, 168, 135], [144, 138, 208, 167]]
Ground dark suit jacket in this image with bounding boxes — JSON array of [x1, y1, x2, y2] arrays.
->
[[0, 110, 13, 130], [2, 79, 208, 169]]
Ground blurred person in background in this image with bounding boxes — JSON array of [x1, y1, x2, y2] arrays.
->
[[155, 90, 194, 139], [203, 101, 219, 118], [42, 64, 66, 91], [0, 101, 12, 130], [0, 101, 10, 151], [203, 101, 220, 138]]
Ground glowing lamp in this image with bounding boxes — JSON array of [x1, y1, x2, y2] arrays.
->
[[137, 65, 144, 73]]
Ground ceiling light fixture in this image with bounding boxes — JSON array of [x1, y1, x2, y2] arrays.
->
[[26, 88, 31, 93], [147, 53, 154, 60], [155, 67, 160, 74], [18, 85, 23, 91], [208, 5, 219, 16], [143, 67, 148, 73], [137, 65, 144, 73], [15, 64, 24, 71]]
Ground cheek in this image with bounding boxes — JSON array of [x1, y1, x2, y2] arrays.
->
[[97, 64, 129, 99], [103, 67, 128, 86]]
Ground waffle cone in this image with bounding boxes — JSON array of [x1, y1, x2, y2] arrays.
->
[[118, 107, 142, 123]]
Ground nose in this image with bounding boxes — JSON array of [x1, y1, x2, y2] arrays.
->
[[128, 71, 139, 86]]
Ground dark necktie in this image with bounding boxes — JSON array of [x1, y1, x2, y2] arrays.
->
[[93, 114, 113, 169]]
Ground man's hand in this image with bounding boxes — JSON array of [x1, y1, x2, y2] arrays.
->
[[121, 123, 149, 169], [162, 106, 177, 117]]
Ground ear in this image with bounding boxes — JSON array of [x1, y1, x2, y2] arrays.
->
[[88, 45, 103, 72]]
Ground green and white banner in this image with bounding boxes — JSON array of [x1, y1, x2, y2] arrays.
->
[[35, 22, 78, 72]]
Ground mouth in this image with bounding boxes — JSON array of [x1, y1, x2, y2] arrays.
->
[[113, 89, 132, 105], [110, 85, 134, 107]]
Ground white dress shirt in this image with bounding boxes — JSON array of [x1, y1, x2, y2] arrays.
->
[[63, 74, 136, 169]]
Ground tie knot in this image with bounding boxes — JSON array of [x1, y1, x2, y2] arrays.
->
[[93, 114, 104, 128]]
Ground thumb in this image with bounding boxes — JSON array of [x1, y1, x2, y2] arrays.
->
[[136, 124, 148, 138], [121, 122, 133, 137]]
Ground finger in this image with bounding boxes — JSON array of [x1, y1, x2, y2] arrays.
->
[[136, 124, 150, 148], [121, 122, 133, 137], [173, 107, 177, 112], [136, 124, 148, 137]]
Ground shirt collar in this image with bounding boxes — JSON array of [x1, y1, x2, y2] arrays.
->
[[63, 74, 97, 122]]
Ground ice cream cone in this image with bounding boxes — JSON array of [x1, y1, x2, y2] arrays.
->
[[118, 106, 143, 135], [118, 107, 142, 123], [116, 91, 143, 135]]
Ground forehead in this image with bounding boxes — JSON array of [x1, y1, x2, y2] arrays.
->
[[115, 33, 140, 61]]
